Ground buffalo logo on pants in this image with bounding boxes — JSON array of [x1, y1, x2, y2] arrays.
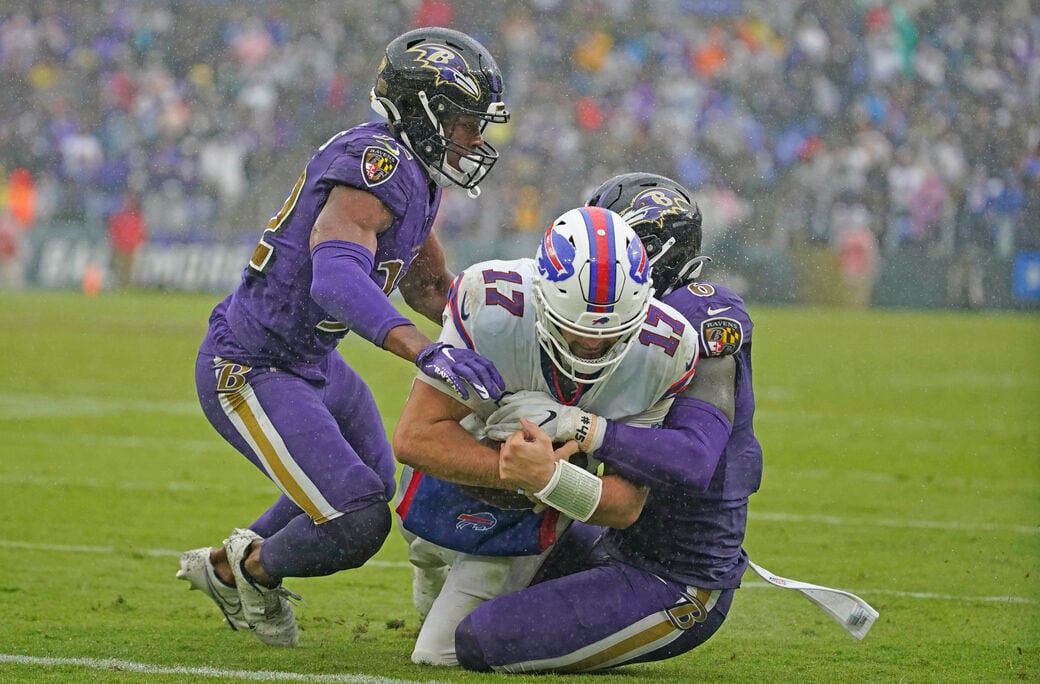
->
[[456, 512, 497, 531]]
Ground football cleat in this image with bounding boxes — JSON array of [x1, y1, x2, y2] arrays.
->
[[176, 546, 250, 631], [224, 528, 301, 647]]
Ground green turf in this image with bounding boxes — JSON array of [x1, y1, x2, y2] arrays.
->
[[1, 290, 1037, 683]]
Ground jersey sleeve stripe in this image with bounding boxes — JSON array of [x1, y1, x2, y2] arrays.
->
[[661, 364, 697, 400], [446, 273, 476, 350]]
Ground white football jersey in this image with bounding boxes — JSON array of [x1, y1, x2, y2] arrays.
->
[[417, 258, 700, 427]]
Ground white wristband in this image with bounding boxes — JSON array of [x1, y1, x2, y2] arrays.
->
[[533, 459, 602, 522]]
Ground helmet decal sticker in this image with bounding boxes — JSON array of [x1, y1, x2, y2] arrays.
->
[[537, 225, 577, 282], [627, 231, 649, 285], [407, 43, 482, 101], [621, 187, 696, 229]]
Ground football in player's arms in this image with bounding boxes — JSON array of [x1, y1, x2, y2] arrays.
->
[[458, 436, 595, 510], [457, 437, 536, 509]]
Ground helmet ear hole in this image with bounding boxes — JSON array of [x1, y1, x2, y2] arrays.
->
[[642, 235, 664, 261]]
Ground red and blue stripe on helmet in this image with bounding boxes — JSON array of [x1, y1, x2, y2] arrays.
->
[[581, 206, 619, 315]]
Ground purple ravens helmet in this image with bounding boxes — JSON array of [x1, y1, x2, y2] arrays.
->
[[586, 172, 707, 297], [370, 27, 509, 191]]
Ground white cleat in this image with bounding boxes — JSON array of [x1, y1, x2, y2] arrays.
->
[[223, 528, 300, 647], [176, 547, 250, 631]]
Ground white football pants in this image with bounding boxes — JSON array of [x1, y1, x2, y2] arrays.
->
[[402, 526, 567, 666]]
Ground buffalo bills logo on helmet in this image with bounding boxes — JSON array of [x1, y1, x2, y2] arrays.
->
[[408, 43, 482, 101], [621, 188, 695, 229], [627, 235, 649, 284], [456, 511, 497, 531], [537, 225, 577, 282]]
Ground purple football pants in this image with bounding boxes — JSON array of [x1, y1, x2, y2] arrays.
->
[[455, 526, 734, 673], [195, 351, 395, 579]]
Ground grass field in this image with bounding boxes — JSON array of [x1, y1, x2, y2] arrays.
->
[[0, 289, 1037, 683]]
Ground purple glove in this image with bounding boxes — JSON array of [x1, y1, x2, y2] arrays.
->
[[415, 342, 505, 401]]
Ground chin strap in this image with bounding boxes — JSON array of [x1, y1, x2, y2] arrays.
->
[[681, 255, 712, 282], [467, 186, 481, 199]]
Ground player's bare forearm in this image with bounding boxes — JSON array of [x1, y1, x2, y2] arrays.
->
[[393, 380, 505, 488], [382, 324, 436, 364], [400, 232, 454, 324], [400, 278, 449, 323], [586, 474, 648, 528]]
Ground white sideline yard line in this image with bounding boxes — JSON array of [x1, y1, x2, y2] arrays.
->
[[0, 393, 200, 420], [750, 511, 1039, 535], [779, 467, 1040, 493], [2, 539, 1035, 606], [0, 538, 407, 568], [0, 472, 268, 494], [0, 502, 1034, 538], [5, 459, 1037, 494], [2, 430, 227, 453], [6, 472, 1036, 533], [0, 654, 434, 683]]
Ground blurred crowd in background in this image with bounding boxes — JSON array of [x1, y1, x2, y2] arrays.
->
[[0, 0, 1037, 304]]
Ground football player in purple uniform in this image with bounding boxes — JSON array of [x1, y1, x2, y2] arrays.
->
[[454, 173, 763, 672], [175, 27, 510, 647]]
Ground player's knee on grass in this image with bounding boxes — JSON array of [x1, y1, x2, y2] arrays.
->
[[455, 615, 493, 672]]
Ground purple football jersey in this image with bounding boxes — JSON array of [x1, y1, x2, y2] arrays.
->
[[600, 281, 763, 589], [201, 122, 441, 382]]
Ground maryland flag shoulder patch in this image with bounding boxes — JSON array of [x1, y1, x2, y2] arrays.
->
[[700, 317, 743, 357], [362, 146, 399, 186]]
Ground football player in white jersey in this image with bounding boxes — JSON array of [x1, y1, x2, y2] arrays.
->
[[392, 205, 701, 666], [449, 173, 762, 673]]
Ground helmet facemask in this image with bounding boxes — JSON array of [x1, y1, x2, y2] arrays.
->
[[411, 91, 507, 191], [646, 235, 711, 296], [533, 281, 649, 384]]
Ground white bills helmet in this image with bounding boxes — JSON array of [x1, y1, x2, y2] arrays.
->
[[532, 206, 652, 384]]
